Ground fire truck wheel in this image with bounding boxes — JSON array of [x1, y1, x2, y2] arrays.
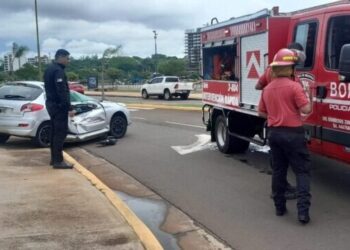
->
[[142, 89, 149, 99], [215, 115, 250, 154]]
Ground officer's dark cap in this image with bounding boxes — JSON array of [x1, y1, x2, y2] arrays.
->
[[55, 49, 70, 59]]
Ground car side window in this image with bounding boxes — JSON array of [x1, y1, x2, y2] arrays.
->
[[293, 21, 318, 69], [325, 15, 350, 70], [165, 77, 179, 83]]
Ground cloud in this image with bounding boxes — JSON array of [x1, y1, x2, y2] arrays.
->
[[0, 0, 338, 58]]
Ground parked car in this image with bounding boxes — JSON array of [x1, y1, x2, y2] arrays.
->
[[0, 81, 130, 147], [141, 76, 194, 100], [68, 81, 85, 94]]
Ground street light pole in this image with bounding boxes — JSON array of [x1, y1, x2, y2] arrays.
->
[[153, 30, 157, 73], [34, 0, 41, 80]]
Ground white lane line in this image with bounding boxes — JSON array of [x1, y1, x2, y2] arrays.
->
[[132, 117, 147, 120], [165, 121, 206, 129]]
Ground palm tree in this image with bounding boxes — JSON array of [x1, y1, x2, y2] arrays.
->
[[101, 45, 122, 100], [11, 44, 29, 72], [14, 45, 29, 68]]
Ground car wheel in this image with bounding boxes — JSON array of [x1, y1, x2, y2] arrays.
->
[[109, 113, 128, 139], [33, 122, 51, 147], [164, 89, 172, 100], [142, 89, 149, 99], [0, 133, 10, 144]]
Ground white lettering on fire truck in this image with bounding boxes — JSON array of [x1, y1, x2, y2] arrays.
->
[[203, 93, 239, 106], [229, 22, 256, 36], [329, 104, 350, 112], [330, 82, 350, 99], [322, 116, 350, 130], [228, 83, 239, 92]]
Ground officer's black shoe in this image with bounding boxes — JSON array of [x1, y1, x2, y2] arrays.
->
[[53, 161, 73, 169], [275, 207, 287, 216], [298, 214, 310, 224]]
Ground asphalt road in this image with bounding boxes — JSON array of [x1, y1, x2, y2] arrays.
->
[[81, 108, 350, 250]]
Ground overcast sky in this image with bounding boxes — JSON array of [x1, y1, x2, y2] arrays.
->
[[0, 0, 336, 59]]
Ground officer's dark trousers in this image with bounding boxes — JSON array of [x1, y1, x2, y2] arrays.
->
[[268, 128, 311, 215], [49, 111, 68, 164]]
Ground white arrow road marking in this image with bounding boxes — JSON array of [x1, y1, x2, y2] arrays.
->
[[172, 134, 216, 155], [132, 117, 146, 120]]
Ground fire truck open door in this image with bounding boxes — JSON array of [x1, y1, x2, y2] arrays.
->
[[240, 32, 268, 107]]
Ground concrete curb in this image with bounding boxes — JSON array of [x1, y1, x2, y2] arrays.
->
[[85, 91, 203, 100], [63, 152, 164, 250]]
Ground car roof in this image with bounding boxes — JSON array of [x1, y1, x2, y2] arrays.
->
[[6, 81, 44, 88]]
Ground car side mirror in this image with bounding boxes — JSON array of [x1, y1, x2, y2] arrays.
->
[[339, 44, 350, 82]]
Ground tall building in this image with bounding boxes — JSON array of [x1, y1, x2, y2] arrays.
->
[[185, 28, 201, 75], [3, 53, 26, 72], [3, 43, 27, 72], [27, 55, 50, 65], [3, 54, 13, 72]]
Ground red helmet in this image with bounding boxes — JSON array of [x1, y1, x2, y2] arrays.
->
[[270, 48, 298, 66]]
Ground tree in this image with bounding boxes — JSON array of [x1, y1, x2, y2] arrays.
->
[[158, 58, 186, 76], [106, 68, 122, 81], [101, 45, 122, 99], [12, 44, 29, 70], [66, 71, 79, 81], [14, 63, 39, 80]]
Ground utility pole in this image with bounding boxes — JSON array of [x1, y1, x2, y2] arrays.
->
[[153, 30, 158, 73], [34, 0, 42, 80]]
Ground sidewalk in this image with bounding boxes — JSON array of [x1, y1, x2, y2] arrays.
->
[[0, 147, 162, 249], [85, 90, 202, 100]]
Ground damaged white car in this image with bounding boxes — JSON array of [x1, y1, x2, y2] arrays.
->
[[0, 81, 130, 147]]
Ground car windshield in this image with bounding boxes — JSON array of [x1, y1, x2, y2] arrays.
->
[[70, 90, 97, 103], [0, 83, 43, 101]]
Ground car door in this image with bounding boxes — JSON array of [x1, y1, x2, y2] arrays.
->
[[68, 91, 107, 134], [153, 77, 163, 94], [147, 78, 157, 94]]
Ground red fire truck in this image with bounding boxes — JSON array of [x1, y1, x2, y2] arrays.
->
[[201, 1, 350, 164]]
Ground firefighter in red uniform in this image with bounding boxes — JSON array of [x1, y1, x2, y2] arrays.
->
[[258, 48, 312, 224], [255, 42, 305, 90], [256, 43, 305, 200]]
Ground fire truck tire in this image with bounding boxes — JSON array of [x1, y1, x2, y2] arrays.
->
[[142, 89, 149, 99], [215, 115, 249, 154]]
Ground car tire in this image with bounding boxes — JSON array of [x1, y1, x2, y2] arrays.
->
[[109, 113, 128, 139], [215, 115, 249, 154], [0, 133, 10, 144], [164, 89, 172, 100], [142, 89, 149, 99], [33, 122, 51, 147]]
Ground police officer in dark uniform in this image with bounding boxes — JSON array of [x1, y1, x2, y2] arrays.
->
[[258, 48, 312, 224], [44, 49, 74, 169]]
